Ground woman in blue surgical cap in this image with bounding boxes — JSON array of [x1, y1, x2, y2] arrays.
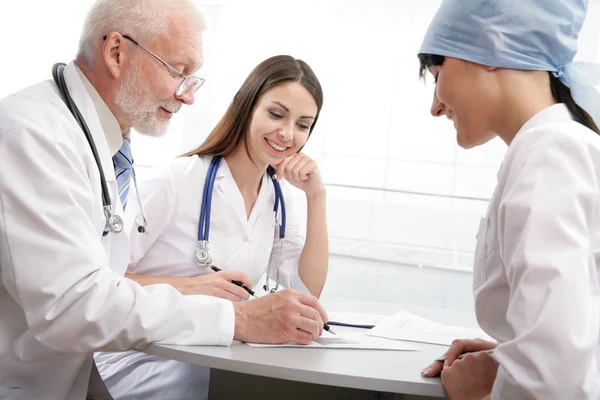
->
[[418, 0, 600, 399]]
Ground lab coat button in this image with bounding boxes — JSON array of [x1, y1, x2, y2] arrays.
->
[[243, 237, 249, 242]]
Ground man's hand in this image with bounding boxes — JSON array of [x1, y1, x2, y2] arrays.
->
[[232, 288, 328, 344]]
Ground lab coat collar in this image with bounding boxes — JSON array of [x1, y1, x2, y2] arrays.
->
[[63, 61, 116, 182], [213, 156, 270, 191], [498, 103, 573, 181], [75, 65, 124, 156], [515, 103, 573, 141], [211, 156, 272, 233]]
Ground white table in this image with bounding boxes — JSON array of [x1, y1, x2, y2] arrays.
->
[[143, 325, 449, 399]]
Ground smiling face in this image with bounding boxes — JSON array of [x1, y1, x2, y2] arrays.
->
[[114, 18, 204, 136], [246, 81, 318, 167], [428, 57, 498, 149]]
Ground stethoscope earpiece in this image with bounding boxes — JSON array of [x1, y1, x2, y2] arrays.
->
[[137, 226, 146, 234], [262, 284, 277, 294]]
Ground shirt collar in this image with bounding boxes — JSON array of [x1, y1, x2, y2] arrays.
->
[[75, 64, 124, 156]]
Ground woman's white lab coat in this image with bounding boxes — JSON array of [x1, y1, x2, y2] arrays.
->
[[95, 155, 310, 400], [0, 62, 235, 400], [473, 104, 600, 399]]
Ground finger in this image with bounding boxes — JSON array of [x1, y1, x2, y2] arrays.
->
[[440, 360, 455, 383], [297, 160, 317, 181], [282, 154, 304, 181], [291, 157, 311, 182], [276, 155, 294, 181], [476, 350, 498, 366], [295, 315, 320, 341], [291, 329, 313, 345], [221, 271, 253, 288], [297, 294, 329, 324], [214, 286, 244, 302], [421, 360, 444, 377], [445, 338, 495, 367], [299, 304, 324, 337], [221, 281, 250, 301]]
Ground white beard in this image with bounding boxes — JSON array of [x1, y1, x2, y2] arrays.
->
[[114, 62, 181, 137]]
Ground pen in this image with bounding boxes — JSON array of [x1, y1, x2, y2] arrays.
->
[[210, 265, 257, 298], [436, 348, 495, 362], [323, 324, 336, 335]]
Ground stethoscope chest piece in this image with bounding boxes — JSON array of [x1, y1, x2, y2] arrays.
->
[[194, 240, 212, 267], [195, 157, 286, 291], [53, 62, 147, 238], [103, 206, 124, 236]]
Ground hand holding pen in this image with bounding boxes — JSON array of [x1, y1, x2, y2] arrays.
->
[[208, 266, 336, 336], [177, 268, 255, 301], [210, 265, 257, 298], [231, 288, 330, 344], [421, 338, 497, 377]]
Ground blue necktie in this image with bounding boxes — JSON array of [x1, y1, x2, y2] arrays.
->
[[113, 138, 133, 210]]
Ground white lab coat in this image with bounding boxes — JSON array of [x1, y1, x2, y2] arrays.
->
[[473, 104, 600, 399], [0, 62, 235, 400], [95, 155, 310, 400]]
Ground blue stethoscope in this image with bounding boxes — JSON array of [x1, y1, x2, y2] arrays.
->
[[193, 156, 286, 293]]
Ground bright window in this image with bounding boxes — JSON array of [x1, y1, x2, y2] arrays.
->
[[3, 0, 599, 273]]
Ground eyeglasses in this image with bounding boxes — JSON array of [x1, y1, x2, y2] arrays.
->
[[103, 34, 205, 96]]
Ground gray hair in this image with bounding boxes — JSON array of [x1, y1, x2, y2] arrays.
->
[[77, 0, 205, 65]]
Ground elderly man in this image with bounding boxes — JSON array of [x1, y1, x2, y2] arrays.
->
[[0, 1, 327, 399]]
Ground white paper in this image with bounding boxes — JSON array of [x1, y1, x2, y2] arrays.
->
[[246, 331, 418, 351], [366, 311, 494, 346], [327, 312, 388, 327]]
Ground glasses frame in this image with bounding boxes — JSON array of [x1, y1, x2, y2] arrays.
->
[[103, 34, 205, 96]]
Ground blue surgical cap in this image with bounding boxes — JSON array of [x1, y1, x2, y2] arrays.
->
[[419, 0, 600, 127]]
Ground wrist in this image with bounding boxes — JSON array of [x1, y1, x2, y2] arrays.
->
[[174, 276, 189, 294], [306, 188, 326, 201], [232, 302, 249, 342]]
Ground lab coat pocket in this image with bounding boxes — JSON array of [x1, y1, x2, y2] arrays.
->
[[472, 217, 489, 288]]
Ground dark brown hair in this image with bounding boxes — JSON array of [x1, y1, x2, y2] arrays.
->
[[183, 55, 324, 159], [417, 53, 600, 134]]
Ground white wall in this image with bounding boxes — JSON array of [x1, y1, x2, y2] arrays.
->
[[1, 0, 599, 275]]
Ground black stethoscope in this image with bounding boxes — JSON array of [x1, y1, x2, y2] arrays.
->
[[193, 156, 286, 293], [52, 63, 147, 236]]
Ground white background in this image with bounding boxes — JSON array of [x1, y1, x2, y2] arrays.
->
[[2, 0, 599, 313]]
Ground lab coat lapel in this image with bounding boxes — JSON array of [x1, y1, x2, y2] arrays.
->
[[247, 173, 272, 231], [62, 61, 129, 274], [63, 62, 116, 184], [215, 159, 250, 236]]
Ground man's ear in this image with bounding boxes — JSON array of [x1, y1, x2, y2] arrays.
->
[[102, 32, 128, 79], [483, 65, 498, 72]]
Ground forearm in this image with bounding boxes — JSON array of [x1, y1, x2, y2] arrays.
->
[[298, 191, 328, 297], [126, 273, 186, 293]]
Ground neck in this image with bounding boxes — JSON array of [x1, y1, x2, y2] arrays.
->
[[224, 147, 267, 196], [494, 70, 557, 146], [75, 58, 131, 137]]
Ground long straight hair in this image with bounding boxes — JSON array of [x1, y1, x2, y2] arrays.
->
[[183, 55, 324, 160]]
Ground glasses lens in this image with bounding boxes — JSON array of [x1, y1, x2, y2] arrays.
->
[[193, 77, 205, 92], [176, 76, 204, 96]]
